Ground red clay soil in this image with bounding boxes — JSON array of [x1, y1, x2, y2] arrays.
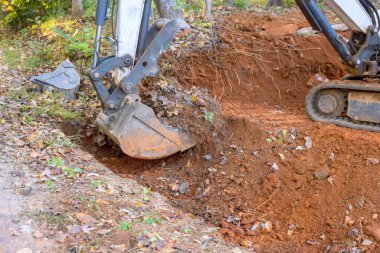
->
[[78, 10, 380, 252]]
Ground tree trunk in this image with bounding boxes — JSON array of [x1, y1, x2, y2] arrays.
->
[[203, 0, 212, 19], [153, 0, 183, 19], [267, 0, 284, 7], [72, 0, 84, 18]]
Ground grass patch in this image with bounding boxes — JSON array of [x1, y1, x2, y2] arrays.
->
[[39, 213, 70, 225], [48, 105, 82, 120]]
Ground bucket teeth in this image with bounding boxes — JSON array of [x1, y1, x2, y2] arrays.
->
[[96, 95, 196, 160]]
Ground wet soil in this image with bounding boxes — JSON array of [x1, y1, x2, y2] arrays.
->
[[64, 10, 380, 252]]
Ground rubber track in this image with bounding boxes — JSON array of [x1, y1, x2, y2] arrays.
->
[[306, 80, 380, 132]]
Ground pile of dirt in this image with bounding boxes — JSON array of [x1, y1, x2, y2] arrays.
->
[[170, 11, 346, 110], [75, 9, 380, 252], [140, 76, 226, 152]]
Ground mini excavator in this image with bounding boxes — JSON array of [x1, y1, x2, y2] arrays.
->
[[296, 0, 380, 132], [31, 0, 380, 160]]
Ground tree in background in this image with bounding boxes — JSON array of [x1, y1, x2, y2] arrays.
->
[[153, 0, 183, 19], [72, 0, 84, 18], [203, 0, 212, 18]]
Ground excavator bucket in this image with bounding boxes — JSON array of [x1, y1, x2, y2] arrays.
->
[[30, 59, 80, 100], [88, 18, 197, 159], [96, 95, 196, 160]]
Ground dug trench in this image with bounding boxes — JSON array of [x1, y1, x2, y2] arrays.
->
[[64, 11, 380, 252]]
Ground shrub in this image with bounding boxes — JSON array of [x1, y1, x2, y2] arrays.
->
[[0, 0, 71, 27]]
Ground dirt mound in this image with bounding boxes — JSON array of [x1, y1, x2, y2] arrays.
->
[[170, 11, 346, 110], [73, 10, 380, 252]]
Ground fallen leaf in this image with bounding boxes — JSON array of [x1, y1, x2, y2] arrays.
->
[[75, 212, 97, 224]]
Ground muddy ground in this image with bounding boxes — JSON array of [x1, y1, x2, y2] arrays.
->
[[3, 7, 380, 253], [72, 10, 380, 252]]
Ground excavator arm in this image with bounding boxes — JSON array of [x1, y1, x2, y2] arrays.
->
[[296, 0, 380, 132]]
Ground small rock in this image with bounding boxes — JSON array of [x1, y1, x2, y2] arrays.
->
[[226, 215, 240, 224], [203, 154, 212, 161], [252, 151, 260, 158], [314, 165, 330, 180], [362, 239, 372, 246], [287, 224, 297, 236], [331, 23, 349, 31], [207, 167, 217, 174], [170, 183, 179, 192], [271, 163, 279, 172], [352, 247, 361, 253], [304, 137, 313, 149], [251, 222, 260, 231], [348, 228, 359, 238], [33, 230, 44, 238], [306, 240, 317, 245], [373, 213, 378, 220], [262, 221, 273, 233], [366, 158, 379, 166], [178, 181, 190, 194], [344, 216, 355, 226], [296, 27, 318, 36], [240, 239, 253, 247], [329, 153, 335, 160], [220, 157, 229, 165]]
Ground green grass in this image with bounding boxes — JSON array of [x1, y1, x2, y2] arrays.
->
[[1, 45, 20, 69], [48, 105, 82, 120]]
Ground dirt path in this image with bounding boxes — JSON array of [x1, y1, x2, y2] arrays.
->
[[0, 163, 61, 253]]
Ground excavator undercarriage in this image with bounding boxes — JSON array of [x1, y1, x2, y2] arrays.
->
[[296, 0, 380, 132]]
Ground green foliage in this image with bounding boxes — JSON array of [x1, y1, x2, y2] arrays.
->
[[55, 27, 93, 60], [119, 221, 131, 231], [0, 0, 71, 27], [47, 104, 82, 120], [235, 0, 249, 8], [46, 179, 57, 191], [48, 157, 65, 167]]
